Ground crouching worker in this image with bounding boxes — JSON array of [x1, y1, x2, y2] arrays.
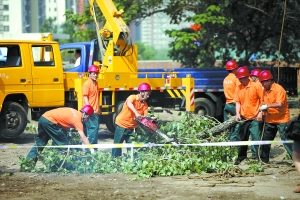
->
[[112, 82, 151, 157], [26, 105, 95, 164]]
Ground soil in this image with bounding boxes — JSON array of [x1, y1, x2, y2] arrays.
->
[[1, 109, 300, 200]]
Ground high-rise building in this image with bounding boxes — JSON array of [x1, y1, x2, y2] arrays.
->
[[0, 0, 76, 35], [0, 0, 188, 48], [138, 12, 190, 50], [0, 0, 47, 33]]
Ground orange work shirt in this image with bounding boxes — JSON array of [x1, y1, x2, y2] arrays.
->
[[262, 83, 290, 124], [82, 79, 100, 114], [223, 73, 239, 104], [253, 80, 263, 88], [43, 107, 84, 131], [234, 81, 263, 120], [115, 94, 148, 129]]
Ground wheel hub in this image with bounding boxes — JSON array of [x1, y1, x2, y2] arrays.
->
[[5, 111, 20, 129], [197, 108, 206, 116]]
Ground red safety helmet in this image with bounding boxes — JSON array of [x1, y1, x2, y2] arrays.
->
[[80, 105, 94, 117], [250, 69, 261, 77], [225, 60, 238, 70], [236, 66, 250, 79], [138, 82, 151, 92], [88, 65, 99, 73], [259, 70, 273, 82]]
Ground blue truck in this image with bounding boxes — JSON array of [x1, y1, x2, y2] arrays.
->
[[60, 41, 299, 132]]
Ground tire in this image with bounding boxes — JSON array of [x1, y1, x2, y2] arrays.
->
[[105, 101, 125, 133], [0, 102, 28, 139], [194, 98, 216, 117]]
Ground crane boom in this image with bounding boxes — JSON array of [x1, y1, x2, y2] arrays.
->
[[88, 0, 137, 73]]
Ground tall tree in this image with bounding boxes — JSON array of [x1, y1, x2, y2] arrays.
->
[[59, 21, 76, 43], [40, 17, 58, 33], [164, 0, 300, 67], [135, 42, 156, 60], [64, 0, 300, 67]]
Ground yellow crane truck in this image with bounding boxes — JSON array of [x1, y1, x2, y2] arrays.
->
[[0, 24, 194, 139]]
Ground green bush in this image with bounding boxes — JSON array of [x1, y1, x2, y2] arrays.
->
[[20, 112, 263, 177]]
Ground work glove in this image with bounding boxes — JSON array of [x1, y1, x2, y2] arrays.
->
[[259, 104, 268, 111], [90, 149, 95, 154]]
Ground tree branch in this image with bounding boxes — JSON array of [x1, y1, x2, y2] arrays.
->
[[244, 3, 270, 17]]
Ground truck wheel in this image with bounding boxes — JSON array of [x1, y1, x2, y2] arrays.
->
[[194, 98, 216, 117], [105, 101, 125, 133], [0, 102, 28, 139]]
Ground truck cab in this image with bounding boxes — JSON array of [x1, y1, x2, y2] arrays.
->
[[0, 35, 65, 139], [60, 40, 101, 73]]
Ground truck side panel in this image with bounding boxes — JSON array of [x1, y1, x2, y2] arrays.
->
[[30, 44, 65, 107]]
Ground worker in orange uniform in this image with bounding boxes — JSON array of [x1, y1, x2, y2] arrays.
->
[[223, 60, 239, 141], [82, 65, 100, 145], [26, 105, 95, 164], [112, 82, 151, 157], [250, 68, 261, 83], [258, 70, 292, 163], [233, 66, 263, 165], [249, 68, 263, 157]]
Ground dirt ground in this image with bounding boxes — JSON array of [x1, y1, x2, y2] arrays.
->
[[1, 109, 300, 200]]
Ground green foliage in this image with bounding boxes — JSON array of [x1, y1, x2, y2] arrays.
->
[[245, 160, 264, 173], [166, 28, 203, 68], [165, 0, 300, 66], [283, 154, 291, 160], [64, 6, 99, 42], [59, 21, 77, 44], [40, 17, 58, 33], [25, 123, 38, 134], [135, 42, 156, 60], [19, 112, 263, 178], [2, 172, 13, 176], [19, 155, 36, 172], [135, 42, 170, 60], [154, 48, 171, 60]]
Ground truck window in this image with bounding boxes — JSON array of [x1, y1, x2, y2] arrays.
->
[[32, 45, 55, 66], [0, 45, 21, 67], [60, 48, 80, 71], [0, 47, 7, 66]]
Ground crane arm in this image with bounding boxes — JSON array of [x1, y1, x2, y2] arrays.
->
[[88, 0, 130, 47], [88, 0, 137, 73]]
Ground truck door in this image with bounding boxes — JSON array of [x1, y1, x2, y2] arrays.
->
[[30, 45, 64, 107], [0, 45, 31, 107]]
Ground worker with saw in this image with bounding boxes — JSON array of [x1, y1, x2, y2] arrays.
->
[[112, 82, 151, 157]]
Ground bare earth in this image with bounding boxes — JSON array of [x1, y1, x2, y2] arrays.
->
[[1, 109, 300, 200]]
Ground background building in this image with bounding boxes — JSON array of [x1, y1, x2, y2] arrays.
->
[[137, 12, 190, 50], [0, 0, 188, 51], [0, 0, 76, 35]]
